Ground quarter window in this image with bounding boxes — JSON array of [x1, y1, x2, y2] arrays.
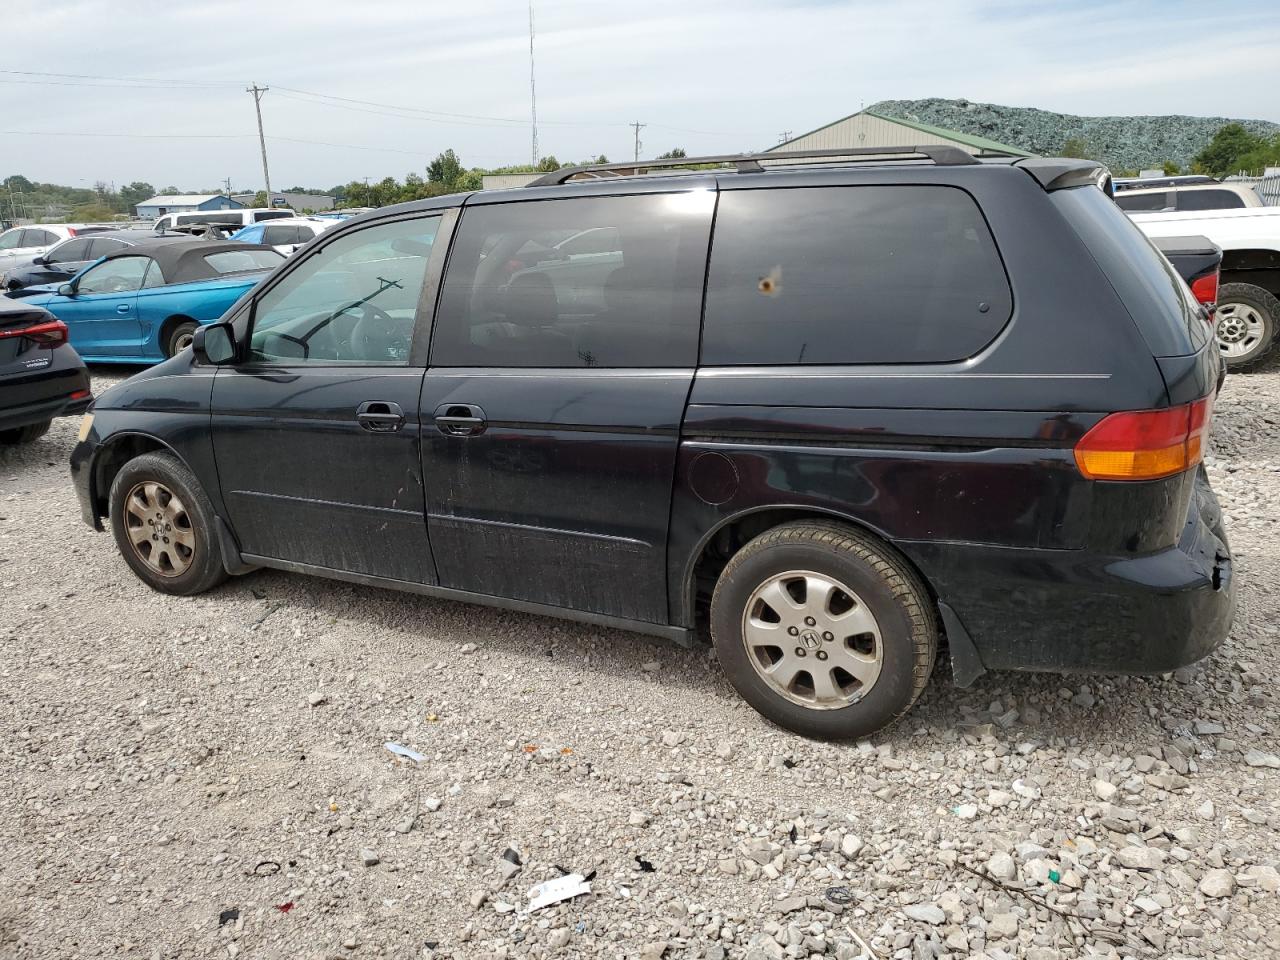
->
[[432, 193, 713, 368], [247, 215, 440, 365], [701, 186, 1013, 365]]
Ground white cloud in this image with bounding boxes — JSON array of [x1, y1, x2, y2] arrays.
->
[[3, 0, 1278, 188]]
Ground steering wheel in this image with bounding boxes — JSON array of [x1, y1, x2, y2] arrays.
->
[[348, 303, 410, 361]]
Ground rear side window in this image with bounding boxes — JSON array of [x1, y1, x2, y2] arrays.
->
[[1116, 191, 1173, 212], [1175, 189, 1246, 211], [432, 193, 713, 368], [204, 249, 285, 274], [263, 225, 302, 246], [1056, 186, 1205, 356], [701, 186, 1012, 365]]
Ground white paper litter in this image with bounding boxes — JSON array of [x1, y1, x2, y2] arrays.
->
[[526, 873, 591, 912], [384, 742, 425, 764]]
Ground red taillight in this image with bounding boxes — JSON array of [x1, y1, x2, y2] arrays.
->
[[1075, 395, 1213, 481], [0, 319, 69, 347], [70, 389, 91, 400], [66, 228, 78, 237], [1190, 269, 1218, 311]]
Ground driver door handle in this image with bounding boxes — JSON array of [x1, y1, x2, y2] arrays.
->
[[356, 400, 405, 433], [434, 403, 487, 437], [116, 304, 131, 314]]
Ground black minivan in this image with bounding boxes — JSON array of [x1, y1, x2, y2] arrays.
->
[[69, 148, 1233, 738]]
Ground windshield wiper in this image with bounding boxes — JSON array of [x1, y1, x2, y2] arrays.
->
[[297, 275, 404, 344]]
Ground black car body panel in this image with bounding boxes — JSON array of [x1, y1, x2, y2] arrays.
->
[[1, 298, 91, 433], [71, 155, 1235, 684]]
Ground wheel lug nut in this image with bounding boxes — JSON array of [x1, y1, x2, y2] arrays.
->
[[823, 631, 833, 641], [787, 626, 799, 636], [815, 650, 828, 661], [794, 647, 806, 657], [804, 616, 816, 626]]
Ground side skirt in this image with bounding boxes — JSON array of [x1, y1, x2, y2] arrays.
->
[[240, 553, 697, 648]]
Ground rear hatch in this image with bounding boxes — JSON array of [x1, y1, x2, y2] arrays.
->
[[0, 300, 80, 408]]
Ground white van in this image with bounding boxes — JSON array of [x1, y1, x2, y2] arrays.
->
[[152, 208, 296, 232]]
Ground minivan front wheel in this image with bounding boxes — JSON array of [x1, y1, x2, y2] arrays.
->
[[109, 452, 228, 595], [710, 522, 937, 739]]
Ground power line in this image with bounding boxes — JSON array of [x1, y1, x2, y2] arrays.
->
[[0, 68, 241, 87], [247, 84, 273, 205]]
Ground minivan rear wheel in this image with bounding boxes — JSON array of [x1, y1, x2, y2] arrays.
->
[[109, 452, 228, 595], [1215, 283, 1277, 370], [710, 521, 937, 739]]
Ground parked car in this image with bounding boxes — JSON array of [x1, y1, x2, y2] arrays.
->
[[229, 216, 339, 255], [152, 208, 295, 233], [17, 240, 284, 361], [70, 148, 1232, 739], [1115, 182, 1264, 214], [0, 223, 115, 283], [1128, 204, 1280, 368], [4, 230, 201, 293], [1, 297, 91, 444], [1113, 174, 1217, 192]]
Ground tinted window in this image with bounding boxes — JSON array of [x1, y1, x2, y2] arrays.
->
[[47, 238, 93, 263], [88, 237, 129, 257], [701, 186, 1012, 365], [433, 193, 714, 368], [204, 249, 284, 274], [0, 229, 22, 250], [248, 215, 440, 364], [1176, 189, 1246, 211], [1116, 192, 1173, 212], [179, 212, 243, 227], [1054, 185, 1206, 356], [263, 225, 302, 246], [77, 256, 151, 294], [23, 229, 57, 247], [255, 210, 293, 222]]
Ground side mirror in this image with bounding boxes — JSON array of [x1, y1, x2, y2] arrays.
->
[[57, 283, 75, 297], [32, 256, 47, 265], [192, 322, 236, 365]]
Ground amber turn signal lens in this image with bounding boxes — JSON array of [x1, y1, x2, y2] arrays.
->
[[1074, 396, 1212, 481]]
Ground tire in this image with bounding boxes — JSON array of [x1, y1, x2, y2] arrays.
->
[[1215, 283, 1277, 371], [164, 321, 198, 358], [108, 451, 228, 595], [0, 420, 51, 444], [710, 521, 937, 739]]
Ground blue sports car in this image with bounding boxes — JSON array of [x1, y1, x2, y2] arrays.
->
[[11, 239, 284, 362]]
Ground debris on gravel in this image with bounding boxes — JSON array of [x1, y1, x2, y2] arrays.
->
[[2, 366, 1279, 958]]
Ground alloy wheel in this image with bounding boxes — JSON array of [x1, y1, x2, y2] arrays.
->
[[123, 480, 196, 577], [741, 570, 882, 710]]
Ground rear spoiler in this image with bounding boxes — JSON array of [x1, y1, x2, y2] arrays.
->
[[1014, 158, 1112, 194]]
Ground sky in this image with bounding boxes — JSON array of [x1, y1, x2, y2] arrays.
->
[[4, 0, 1280, 193]]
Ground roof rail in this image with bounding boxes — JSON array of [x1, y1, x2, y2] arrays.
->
[[528, 144, 981, 187]]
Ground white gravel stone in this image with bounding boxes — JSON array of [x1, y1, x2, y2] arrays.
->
[[1200, 869, 1236, 899]]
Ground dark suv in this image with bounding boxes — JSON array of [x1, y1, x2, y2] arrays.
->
[[69, 147, 1233, 738]]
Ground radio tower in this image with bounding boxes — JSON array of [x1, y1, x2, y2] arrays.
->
[[528, 1, 539, 167]]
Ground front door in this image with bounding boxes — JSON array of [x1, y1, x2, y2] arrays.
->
[[210, 212, 448, 583], [420, 190, 715, 623], [53, 254, 157, 358]]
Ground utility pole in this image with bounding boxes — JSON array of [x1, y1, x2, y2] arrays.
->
[[246, 83, 273, 206], [223, 176, 233, 197], [631, 121, 646, 163], [779, 131, 793, 145], [528, 0, 539, 166]]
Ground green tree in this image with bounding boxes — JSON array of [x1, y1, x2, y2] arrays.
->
[[119, 181, 155, 211], [427, 149, 464, 185], [1193, 123, 1266, 177], [70, 202, 117, 221], [535, 155, 560, 172], [1060, 137, 1094, 160], [252, 190, 268, 207], [161, 186, 180, 194], [1161, 161, 1182, 176], [657, 148, 687, 159]]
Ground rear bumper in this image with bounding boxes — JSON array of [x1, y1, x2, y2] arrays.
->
[[0, 390, 92, 433], [903, 482, 1235, 676]]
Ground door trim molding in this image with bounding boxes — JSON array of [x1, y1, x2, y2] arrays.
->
[[430, 512, 651, 548], [228, 489, 422, 519], [239, 553, 696, 647]]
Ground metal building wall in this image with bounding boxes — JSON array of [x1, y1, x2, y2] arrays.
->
[[777, 113, 978, 154]]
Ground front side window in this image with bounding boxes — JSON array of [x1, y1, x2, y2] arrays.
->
[[247, 215, 440, 365], [47, 238, 93, 263], [701, 186, 1013, 366], [1175, 189, 1246, 211], [204, 249, 285, 274], [76, 256, 153, 295], [0, 228, 22, 250], [432, 193, 713, 368]]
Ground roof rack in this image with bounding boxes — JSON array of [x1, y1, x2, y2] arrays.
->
[[529, 144, 983, 187]]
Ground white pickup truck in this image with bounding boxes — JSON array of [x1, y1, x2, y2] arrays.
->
[[1130, 204, 1280, 369]]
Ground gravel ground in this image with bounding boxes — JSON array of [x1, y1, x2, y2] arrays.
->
[[1, 363, 1277, 960]]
